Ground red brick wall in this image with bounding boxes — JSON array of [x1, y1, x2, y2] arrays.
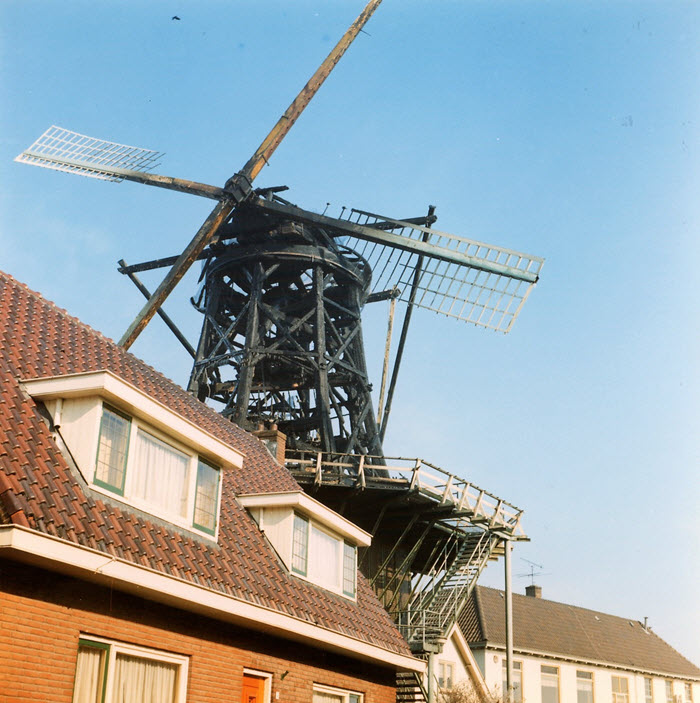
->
[[0, 559, 397, 703]]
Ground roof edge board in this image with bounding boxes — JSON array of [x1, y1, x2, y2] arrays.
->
[[0, 524, 422, 672], [238, 491, 372, 546], [21, 370, 245, 469]]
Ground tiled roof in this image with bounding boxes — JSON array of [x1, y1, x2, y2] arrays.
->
[[0, 270, 411, 658], [459, 586, 700, 678]]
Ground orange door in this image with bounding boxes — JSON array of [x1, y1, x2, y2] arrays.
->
[[242, 674, 267, 703]]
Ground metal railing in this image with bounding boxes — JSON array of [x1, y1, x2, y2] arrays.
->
[[284, 450, 525, 537]]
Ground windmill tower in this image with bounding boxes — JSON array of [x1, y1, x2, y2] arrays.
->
[[16, 0, 542, 673]]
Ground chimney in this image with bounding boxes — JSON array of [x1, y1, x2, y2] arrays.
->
[[253, 424, 287, 466], [525, 584, 542, 599]]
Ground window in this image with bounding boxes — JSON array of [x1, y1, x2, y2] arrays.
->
[[313, 684, 362, 703], [438, 661, 454, 690], [612, 677, 630, 703], [685, 685, 693, 703], [72, 636, 187, 703], [291, 513, 357, 598], [666, 683, 675, 703], [292, 513, 309, 574], [645, 679, 654, 703], [541, 666, 559, 703], [342, 541, 357, 597], [95, 405, 221, 536], [502, 660, 522, 703], [576, 671, 594, 703]]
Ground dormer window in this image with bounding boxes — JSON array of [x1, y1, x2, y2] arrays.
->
[[238, 492, 369, 600], [22, 370, 244, 540], [292, 513, 357, 597], [94, 404, 221, 535]]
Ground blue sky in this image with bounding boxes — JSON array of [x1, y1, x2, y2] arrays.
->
[[2, 1, 698, 664]]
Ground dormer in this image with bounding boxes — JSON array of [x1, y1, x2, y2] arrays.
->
[[22, 370, 244, 539], [238, 492, 371, 600]]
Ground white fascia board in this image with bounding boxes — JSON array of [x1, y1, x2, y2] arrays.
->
[[237, 492, 371, 547], [0, 525, 421, 673], [21, 370, 244, 470], [446, 623, 491, 698], [478, 644, 700, 682]]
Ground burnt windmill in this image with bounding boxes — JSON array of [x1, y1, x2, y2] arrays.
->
[[16, 0, 543, 667]]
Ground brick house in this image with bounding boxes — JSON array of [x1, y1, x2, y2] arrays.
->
[[0, 271, 423, 703], [435, 585, 699, 703]]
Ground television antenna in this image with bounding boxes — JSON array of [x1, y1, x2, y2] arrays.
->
[[517, 558, 547, 585], [16, 0, 543, 458]]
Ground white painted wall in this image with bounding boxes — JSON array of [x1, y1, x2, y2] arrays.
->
[[259, 506, 294, 568], [470, 649, 699, 703], [55, 396, 102, 479]]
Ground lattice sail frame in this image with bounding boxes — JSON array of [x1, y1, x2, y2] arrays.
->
[[339, 208, 544, 333], [14, 126, 163, 182]]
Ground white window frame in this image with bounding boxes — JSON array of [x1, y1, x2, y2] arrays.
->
[[645, 678, 654, 703], [438, 660, 455, 690], [541, 665, 560, 703], [576, 670, 594, 703], [502, 660, 523, 703], [612, 676, 630, 703], [243, 668, 273, 703], [313, 683, 363, 703], [290, 512, 357, 600], [93, 402, 222, 538], [72, 634, 188, 703], [666, 682, 675, 703]]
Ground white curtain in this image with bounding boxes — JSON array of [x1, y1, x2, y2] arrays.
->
[[112, 653, 177, 703], [313, 691, 343, 703], [72, 646, 104, 703], [132, 430, 189, 518], [308, 525, 340, 590]]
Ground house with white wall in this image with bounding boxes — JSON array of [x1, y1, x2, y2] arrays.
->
[[435, 585, 699, 703]]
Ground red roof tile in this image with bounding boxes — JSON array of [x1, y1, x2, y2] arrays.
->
[[0, 270, 411, 659]]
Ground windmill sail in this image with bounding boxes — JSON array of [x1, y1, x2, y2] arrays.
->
[[14, 125, 163, 182], [339, 208, 544, 333]]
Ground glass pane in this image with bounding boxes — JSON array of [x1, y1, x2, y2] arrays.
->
[[503, 662, 522, 703], [292, 514, 308, 574], [343, 543, 356, 596], [72, 644, 107, 703], [95, 407, 130, 492], [645, 679, 654, 703], [112, 653, 177, 703], [132, 430, 189, 518], [613, 678, 630, 703], [577, 672, 594, 703], [193, 460, 219, 533], [542, 667, 559, 703]]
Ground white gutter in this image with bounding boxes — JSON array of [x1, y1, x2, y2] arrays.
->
[[0, 524, 423, 673]]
